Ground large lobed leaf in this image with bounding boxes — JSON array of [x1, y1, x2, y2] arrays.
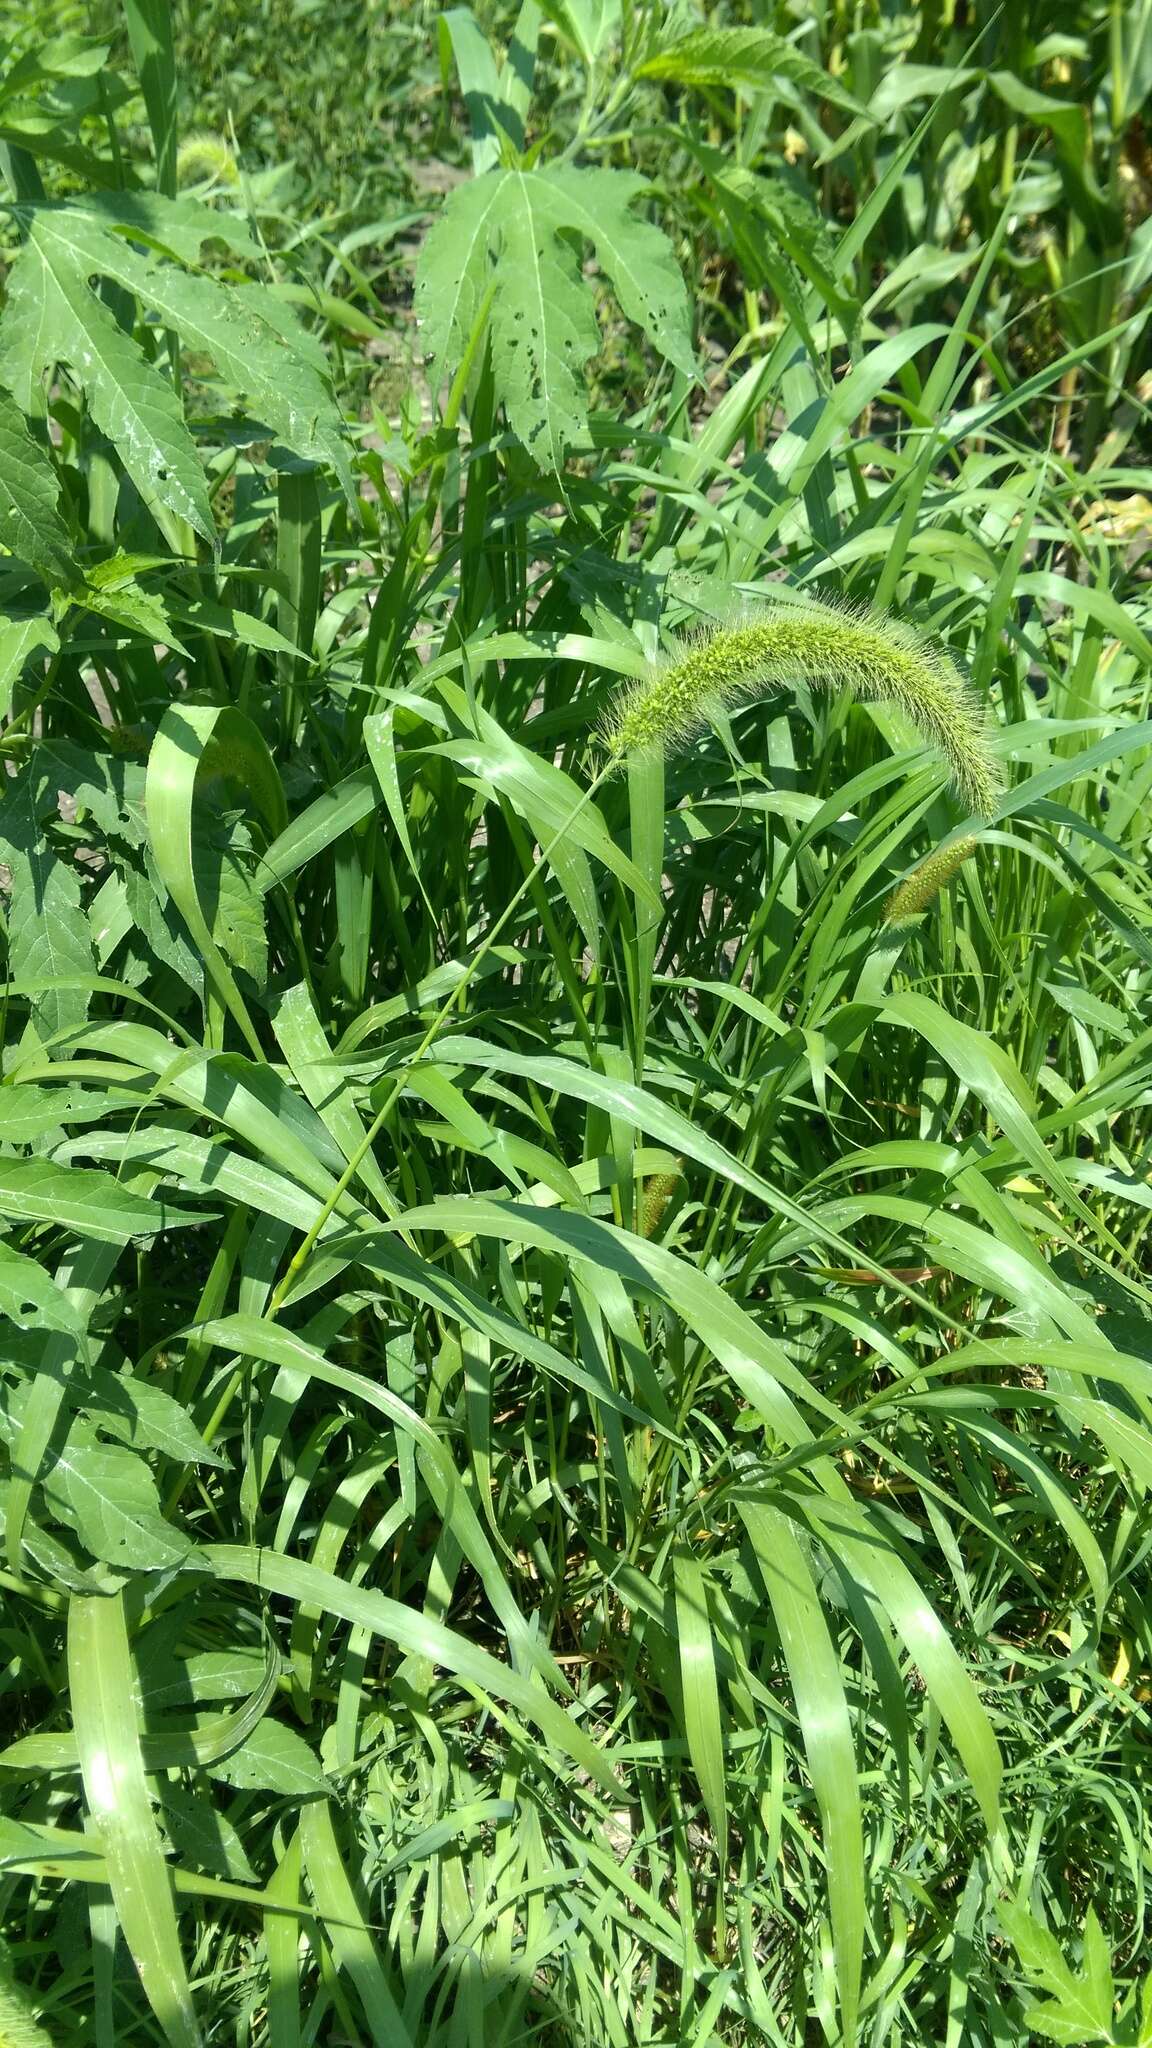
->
[[0, 196, 350, 539], [636, 23, 867, 117], [416, 163, 694, 466]]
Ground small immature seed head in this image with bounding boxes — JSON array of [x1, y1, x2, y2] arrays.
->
[[640, 1164, 684, 1239], [883, 835, 979, 924], [603, 600, 1005, 819]]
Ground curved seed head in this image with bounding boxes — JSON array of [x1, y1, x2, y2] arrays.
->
[[603, 600, 1004, 818]]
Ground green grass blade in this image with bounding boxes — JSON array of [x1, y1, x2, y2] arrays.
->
[[67, 1591, 202, 2047]]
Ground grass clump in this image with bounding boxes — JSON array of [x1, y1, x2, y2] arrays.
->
[[605, 601, 1005, 818], [2, 2, 1151, 2044]]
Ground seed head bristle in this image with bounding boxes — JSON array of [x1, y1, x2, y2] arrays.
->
[[603, 600, 1004, 818]]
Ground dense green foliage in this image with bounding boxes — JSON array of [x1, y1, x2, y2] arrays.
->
[[1, 2, 1151, 2043]]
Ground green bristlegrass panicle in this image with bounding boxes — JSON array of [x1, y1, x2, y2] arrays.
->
[[884, 834, 979, 923], [0, 1944, 54, 2048], [640, 1163, 684, 1238], [604, 602, 1004, 818]]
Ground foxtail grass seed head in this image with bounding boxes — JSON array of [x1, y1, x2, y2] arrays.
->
[[176, 132, 239, 186], [884, 835, 979, 924], [603, 601, 1004, 818], [0, 1947, 54, 2048], [640, 1164, 683, 1239]]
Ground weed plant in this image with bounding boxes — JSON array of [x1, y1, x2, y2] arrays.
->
[[0, 4, 1151, 2046]]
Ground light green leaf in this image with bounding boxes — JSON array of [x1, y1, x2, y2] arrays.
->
[[999, 1900, 1118, 2045], [0, 1241, 83, 1337], [491, 168, 600, 471], [83, 1368, 224, 1467], [45, 1439, 192, 1569], [299, 1802, 412, 2042], [0, 216, 215, 540], [739, 1500, 864, 2043], [145, 702, 286, 1055], [159, 1783, 257, 1885], [0, 1159, 197, 1243], [208, 1719, 329, 1799], [539, 0, 620, 62], [636, 25, 866, 116], [72, 221, 351, 487], [0, 760, 97, 1039], [416, 163, 692, 465], [68, 1591, 203, 2047], [203, 1545, 618, 1795], [672, 1549, 728, 1878]]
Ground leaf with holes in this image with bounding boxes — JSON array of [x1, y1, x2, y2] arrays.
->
[[0, 198, 350, 538], [0, 1242, 83, 1338], [416, 163, 693, 467]]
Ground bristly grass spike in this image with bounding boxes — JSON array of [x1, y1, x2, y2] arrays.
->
[[603, 597, 1004, 819]]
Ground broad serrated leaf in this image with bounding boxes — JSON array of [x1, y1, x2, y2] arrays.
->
[[34, 207, 350, 489], [83, 1367, 225, 1467], [0, 1085, 112, 1144], [416, 163, 693, 466], [141, 1649, 272, 1711], [125, 861, 204, 987], [0, 218, 215, 539], [0, 198, 351, 538], [531, 166, 696, 376], [0, 613, 58, 724], [490, 171, 601, 470], [0, 34, 111, 105], [32, 739, 149, 847], [159, 1782, 257, 1883], [208, 1717, 330, 1797], [416, 167, 515, 391], [80, 576, 189, 651], [44, 1437, 192, 1568], [0, 388, 75, 587], [190, 813, 268, 988], [71, 189, 261, 265], [0, 1241, 83, 1336], [637, 25, 866, 116], [1000, 1901, 1118, 2044], [0, 761, 97, 1038]]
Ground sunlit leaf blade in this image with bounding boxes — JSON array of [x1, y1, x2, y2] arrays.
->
[[636, 24, 867, 116], [739, 1500, 865, 2043], [68, 1591, 203, 2047]]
